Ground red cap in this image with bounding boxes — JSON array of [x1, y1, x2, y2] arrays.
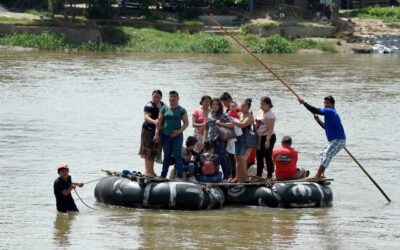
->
[[57, 163, 69, 172]]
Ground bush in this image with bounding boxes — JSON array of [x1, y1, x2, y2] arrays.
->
[[195, 34, 232, 53], [248, 34, 293, 53], [101, 26, 131, 45], [77, 41, 114, 51], [291, 38, 318, 50]]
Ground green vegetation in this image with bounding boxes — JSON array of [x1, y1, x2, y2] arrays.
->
[[0, 16, 66, 26], [242, 34, 337, 53], [0, 27, 336, 53], [244, 34, 293, 53], [108, 26, 232, 53], [0, 32, 113, 51], [346, 6, 400, 28], [86, 0, 118, 19], [0, 17, 32, 24], [24, 9, 49, 17], [291, 38, 337, 53]]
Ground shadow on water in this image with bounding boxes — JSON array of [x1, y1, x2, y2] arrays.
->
[[95, 205, 332, 249], [53, 212, 76, 248]]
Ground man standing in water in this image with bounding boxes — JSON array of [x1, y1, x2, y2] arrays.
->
[[54, 164, 84, 213], [298, 96, 346, 180]]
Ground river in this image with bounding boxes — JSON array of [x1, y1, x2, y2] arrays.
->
[[0, 50, 399, 249]]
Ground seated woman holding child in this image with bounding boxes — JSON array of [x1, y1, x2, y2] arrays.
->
[[195, 141, 222, 183]]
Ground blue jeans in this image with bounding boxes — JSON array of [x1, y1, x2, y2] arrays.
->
[[195, 172, 223, 183], [161, 133, 184, 178], [183, 162, 196, 176], [213, 139, 229, 179]]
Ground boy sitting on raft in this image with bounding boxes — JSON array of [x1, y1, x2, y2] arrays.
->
[[182, 136, 200, 178], [195, 141, 222, 183]]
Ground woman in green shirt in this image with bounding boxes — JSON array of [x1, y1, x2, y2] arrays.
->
[[154, 91, 189, 180]]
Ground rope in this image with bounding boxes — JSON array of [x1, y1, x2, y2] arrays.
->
[[84, 176, 108, 185], [73, 189, 97, 211]]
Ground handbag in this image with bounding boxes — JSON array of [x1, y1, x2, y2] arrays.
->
[[217, 125, 237, 141], [201, 153, 217, 176], [245, 125, 257, 148]]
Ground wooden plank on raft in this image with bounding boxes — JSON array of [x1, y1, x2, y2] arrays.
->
[[275, 178, 334, 183], [200, 182, 269, 186], [100, 170, 333, 185]]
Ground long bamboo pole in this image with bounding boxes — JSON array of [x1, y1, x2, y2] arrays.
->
[[206, 15, 391, 202]]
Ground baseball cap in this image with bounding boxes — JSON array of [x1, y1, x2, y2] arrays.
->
[[57, 163, 69, 173]]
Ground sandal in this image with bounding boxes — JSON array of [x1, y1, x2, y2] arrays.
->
[[248, 176, 261, 183], [229, 178, 239, 183]]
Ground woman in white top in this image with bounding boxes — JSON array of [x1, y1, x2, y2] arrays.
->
[[254, 96, 276, 180]]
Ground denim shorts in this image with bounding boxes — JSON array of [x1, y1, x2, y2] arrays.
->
[[235, 135, 246, 156], [320, 139, 346, 168]]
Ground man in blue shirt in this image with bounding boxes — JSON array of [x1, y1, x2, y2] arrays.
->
[[54, 164, 84, 213], [299, 96, 346, 180]]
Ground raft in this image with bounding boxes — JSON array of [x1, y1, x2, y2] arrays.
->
[[94, 176, 224, 210], [94, 175, 333, 210]]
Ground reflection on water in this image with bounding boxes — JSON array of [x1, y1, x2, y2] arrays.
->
[[53, 213, 75, 247], [0, 50, 399, 249]]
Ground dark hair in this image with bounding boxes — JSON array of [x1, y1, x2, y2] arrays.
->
[[169, 90, 179, 97], [242, 98, 252, 108], [220, 92, 232, 101], [261, 96, 273, 108], [211, 98, 224, 117], [200, 95, 212, 105], [324, 95, 335, 105], [152, 89, 162, 97], [281, 135, 292, 145], [203, 141, 215, 151], [185, 136, 198, 147]]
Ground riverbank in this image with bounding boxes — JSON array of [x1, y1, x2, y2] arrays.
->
[[0, 26, 337, 53], [0, 4, 399, 54]]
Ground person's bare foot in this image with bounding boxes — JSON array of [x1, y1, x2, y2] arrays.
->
[[229, 178, 239, 183]]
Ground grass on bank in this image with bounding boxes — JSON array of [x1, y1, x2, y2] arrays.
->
[[108, 26, 232, 53], [0, 16, 65, 26], [0, 26, 337, 53], [0, 32, 114, 51], [24, 9, 50, 17], [345, 6, 400, 28], [241, 34, 337, 53]]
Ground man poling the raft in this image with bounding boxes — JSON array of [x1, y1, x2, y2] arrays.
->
[[298, 96, 346, 181], [206, 15, 391, 202]]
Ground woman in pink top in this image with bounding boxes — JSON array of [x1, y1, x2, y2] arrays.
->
[[192, 95, 211, 152]]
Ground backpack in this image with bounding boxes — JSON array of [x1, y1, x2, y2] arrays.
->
[[201, 154, 216, 176]]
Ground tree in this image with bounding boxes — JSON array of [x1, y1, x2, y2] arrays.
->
[[86, 0, 117, 19], [330, 0, 340, 26], [48, 0, 54, 18]]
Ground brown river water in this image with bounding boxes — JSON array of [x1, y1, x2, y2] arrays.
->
[[0, 50, 399, 249]]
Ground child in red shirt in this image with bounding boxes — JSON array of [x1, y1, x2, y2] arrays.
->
[[227, 101, 239, 119]]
